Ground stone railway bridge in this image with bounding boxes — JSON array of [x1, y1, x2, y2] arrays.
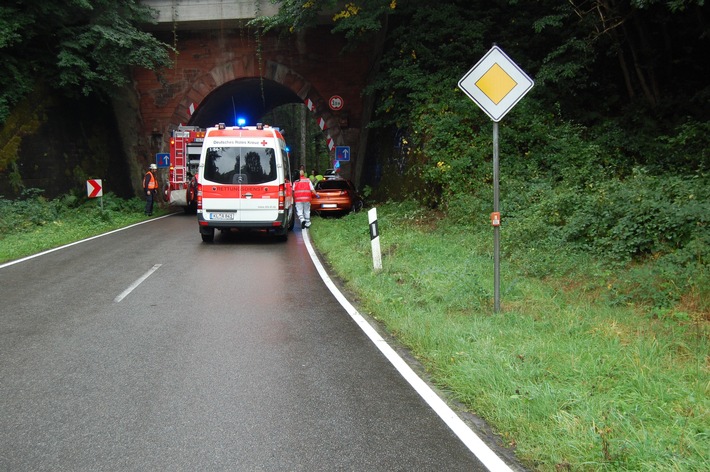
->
[[129, 0, 380, 189]]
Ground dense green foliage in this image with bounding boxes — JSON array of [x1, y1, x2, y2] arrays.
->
[[0, 0, 173, 124], [265, 0, 709, 307], [310, 205, 708, 471]]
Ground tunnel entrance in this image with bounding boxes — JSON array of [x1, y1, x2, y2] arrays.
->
[[187, 78, 334, 177], [188, 78, 301, 129]]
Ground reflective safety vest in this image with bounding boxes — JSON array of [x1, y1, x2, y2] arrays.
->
[[145, 171, 157, 190], [293, 177, 314, 202]]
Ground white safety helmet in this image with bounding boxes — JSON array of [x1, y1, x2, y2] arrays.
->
[[149, 163, 157, 170]]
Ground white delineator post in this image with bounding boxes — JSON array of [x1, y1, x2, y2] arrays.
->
[[368, 208, 382, 271]]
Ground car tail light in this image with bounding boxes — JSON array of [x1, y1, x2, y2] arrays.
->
[[278, 184, 285, 210], [197, 184, 203, 210]]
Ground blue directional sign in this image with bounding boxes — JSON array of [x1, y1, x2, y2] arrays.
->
[[156, 153, 170, 168], [335, 146, 350, 162]]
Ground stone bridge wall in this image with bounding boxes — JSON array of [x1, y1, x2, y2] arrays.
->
[[131, 2, 375, 184]]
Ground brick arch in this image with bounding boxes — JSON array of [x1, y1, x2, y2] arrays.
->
[[168, 60, 343, 149]]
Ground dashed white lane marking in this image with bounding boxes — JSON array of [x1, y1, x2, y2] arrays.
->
[[114, 264, 162, 303], [302, 229, 514, 472]]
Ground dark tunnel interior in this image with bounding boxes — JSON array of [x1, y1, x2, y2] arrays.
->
[[189, 78, 303, 128]]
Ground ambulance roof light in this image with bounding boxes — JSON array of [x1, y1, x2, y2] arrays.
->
[[217, 123, 226, 129], [256, 122, 264, 130]]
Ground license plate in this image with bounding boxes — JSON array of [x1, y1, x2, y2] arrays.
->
[[321, 204, 337, 208], [209, 212, 235, 220]]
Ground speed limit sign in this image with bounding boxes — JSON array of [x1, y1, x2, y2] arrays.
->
[[329, 95, 344, 111]]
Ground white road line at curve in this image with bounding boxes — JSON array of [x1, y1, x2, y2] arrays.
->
[[113, 264, 162, 303], [301, 229, 514, 472]]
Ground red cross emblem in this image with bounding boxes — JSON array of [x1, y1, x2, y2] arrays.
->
[[261, 140, 268, 146]]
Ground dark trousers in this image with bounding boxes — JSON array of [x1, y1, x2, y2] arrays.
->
[[145, 190, 156, 215]]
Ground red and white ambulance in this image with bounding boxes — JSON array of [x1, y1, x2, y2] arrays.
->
[[196, 123, 295, 242]]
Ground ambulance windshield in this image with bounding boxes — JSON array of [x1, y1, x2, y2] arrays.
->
[[203, 147, 277, 185]]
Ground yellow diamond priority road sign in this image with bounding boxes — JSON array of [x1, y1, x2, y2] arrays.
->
[[458, 46, 534, 122]]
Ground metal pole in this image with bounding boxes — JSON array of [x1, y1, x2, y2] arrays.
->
[[493, 121, 500, 313], [301, 106, 307, 170]]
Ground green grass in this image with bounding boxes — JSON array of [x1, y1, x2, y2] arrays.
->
[[0, 192, 165, 264], [310, 202, 709, 471]]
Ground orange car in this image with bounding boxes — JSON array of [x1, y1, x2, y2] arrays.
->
[[314, 178, 364, 215]]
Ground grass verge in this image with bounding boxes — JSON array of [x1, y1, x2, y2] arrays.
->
[[0, 192, 166, 264], [310, 201, 708, 471]]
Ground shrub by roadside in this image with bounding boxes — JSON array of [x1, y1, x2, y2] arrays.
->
[[0, 189, 155, 264]]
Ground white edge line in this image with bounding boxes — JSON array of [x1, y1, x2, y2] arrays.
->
[[302, 230, 514, 472], [0, 215, 173, 270], [114, 264, 162, 303]]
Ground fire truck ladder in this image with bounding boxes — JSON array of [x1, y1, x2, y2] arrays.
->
[[173, 133, 187, 186]]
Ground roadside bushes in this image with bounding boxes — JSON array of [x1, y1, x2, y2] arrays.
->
[[560, 170, 708, 261], [500, 169, 709, 309], [503, 168, 709, 263], [0, 189, 149, 264], [0, 188, 63, 234], [406, 92, 709, 311], [0, 188, 145, 237]]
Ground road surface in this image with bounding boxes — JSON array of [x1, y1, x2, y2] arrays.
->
[[0, 214, 520, 471]]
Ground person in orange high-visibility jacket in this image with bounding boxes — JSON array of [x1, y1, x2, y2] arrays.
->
[[293, 169, 320, 229], [143, 163, 158, 216]]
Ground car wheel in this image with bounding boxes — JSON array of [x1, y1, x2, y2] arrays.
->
[[200, 228, 215, 243]]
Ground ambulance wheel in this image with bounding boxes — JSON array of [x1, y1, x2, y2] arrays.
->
[[201, 228, 215, 243], [275, 227, 288, 242], [287, 206, 295, 231], [184, 201, 197, 214]]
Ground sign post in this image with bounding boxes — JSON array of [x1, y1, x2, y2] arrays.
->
[[493, 122, 500, 312], [458, 45, 534, 312]]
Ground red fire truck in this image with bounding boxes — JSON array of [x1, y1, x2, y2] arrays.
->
[[165, 125, 205, 213]]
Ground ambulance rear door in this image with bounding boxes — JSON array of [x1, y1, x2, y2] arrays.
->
[[200, 140, 279, 224], [234, 140, 280, 224]]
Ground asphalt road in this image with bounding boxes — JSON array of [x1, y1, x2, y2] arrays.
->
[[0, 214, 519, 471]]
